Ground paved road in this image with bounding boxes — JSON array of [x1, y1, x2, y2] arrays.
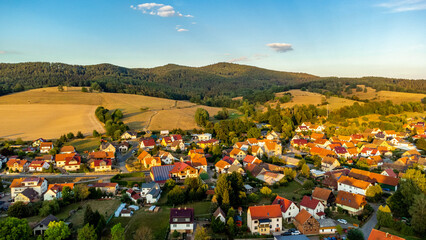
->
[[361, 203, 379, 239], [116, 141, 139, 173]]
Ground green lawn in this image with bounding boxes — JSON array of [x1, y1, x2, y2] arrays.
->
[[118, 206, 172, 240], [68, 137, 101, 152], [330, 212, 360, 225], [67, 199, 121, 229], [378, 227, 421, 240], [271, 181, 304, 202], [109, 200, 212, 239]]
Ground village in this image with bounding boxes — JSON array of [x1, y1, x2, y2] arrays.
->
[[0, 119, 425, 240]]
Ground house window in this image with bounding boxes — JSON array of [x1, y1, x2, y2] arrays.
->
[[173, 224, 177, 227], [186, 224, 190, 227], [254, 226, 257, 230]]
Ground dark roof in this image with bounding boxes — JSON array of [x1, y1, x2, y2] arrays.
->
[[35, 214, 58, 228], [20, 188, 39, 200], [141, 182, 157, 189], [213, 207, 226, 218], [151, 165, 175, 182], [147, 187, 161, 198], [274, 235, 310, 240], [170, 208, 194, 224]]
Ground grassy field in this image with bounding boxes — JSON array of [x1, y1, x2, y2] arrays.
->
[[68, 137, 101, 152], [0, 87, 225, 140], [109, 200, 211, 239], [342, 85, 426, 104], [68, 199, 121, 229], [270, 90, 360, 111], [271, 181, 305, 202]]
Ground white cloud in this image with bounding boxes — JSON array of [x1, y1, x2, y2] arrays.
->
[[177, 28, 189, 32], [377, 0, 426, 12], [266, 43, 293, 53], [228, 56, 249, 63], [131, 3, 193, 17]]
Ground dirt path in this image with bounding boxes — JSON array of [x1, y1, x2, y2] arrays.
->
[[87, 106, 105, 134], [144, 111, 158, 130]]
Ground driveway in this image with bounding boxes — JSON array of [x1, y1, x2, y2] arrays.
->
[[361, 203, 379, 239], [116, 141, 139, 173]]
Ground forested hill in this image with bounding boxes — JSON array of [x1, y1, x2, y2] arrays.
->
[[0, 62, 318, 99], [0, 62, 425, 105]]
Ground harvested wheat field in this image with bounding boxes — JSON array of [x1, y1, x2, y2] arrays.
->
[[0, 104, 104, 140], [342, 85, 426, 104], [269, 89, 360, 111], [0, 87, 223, 139]]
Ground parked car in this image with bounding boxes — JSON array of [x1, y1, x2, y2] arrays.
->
[[337, 219, 347, 224], [289, 228, 297, 232], [291, 230, 301, 235], [281, 232, 292, 236]]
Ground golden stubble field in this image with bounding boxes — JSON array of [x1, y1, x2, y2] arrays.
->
[[268, 89, 360, 111], [342, 85, 426, 104], [0, 87, 221, 140]]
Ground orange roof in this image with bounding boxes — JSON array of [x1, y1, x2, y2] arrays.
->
[[29, 161, 46, 167], [248, 205, 282, 219], [247, 138, 258, 145], [343, 142, 355, 148], [144, 157, 161, 166], [48, 183, 74, 191], [367, 229, 405, 240], [88, 151, 114, 159], [230, 148, 244, 156], [314, 139, 329, 145], [215, 160, 231, 169], [189, 149, 204, 156], [349, 168, 399, 186], [60, 146, 75, 153], [312, 187, 332, 201], [294, 209, 313, 224], [339, 136, 352, 142], [10, 177, 45, 188], [137, 151, 151, 161], [338, 176, 371, 189], [347, 148, 359, 155], [40, 142, 53, 148], [322, 156, 338, 165], [310, 147, 335, 157], [336, 191, 366, 209], [251, 145, 262, 154], [55, 153, 77, 162], [272, 195, 294, 212], [6, 159, 27, 168], [192, 156, 207, 166], [311, 133, 325, 140]]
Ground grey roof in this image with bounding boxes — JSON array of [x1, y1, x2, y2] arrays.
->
[[36, 214, 58, 228], [141, 182, 157, 189], [151, 165, 175, 182], [21, 188, 39, 200], [147, 187, 161, 198], [244, 184, 253, 190], [319, 218, 337, 228], [213, 207, 226, 218], [274, 235, 310, 240]]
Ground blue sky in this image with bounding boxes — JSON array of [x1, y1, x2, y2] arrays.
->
[[1, 0, 426, 79]]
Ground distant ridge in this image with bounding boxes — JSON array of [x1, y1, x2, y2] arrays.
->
[[0, 62, 424, 102]]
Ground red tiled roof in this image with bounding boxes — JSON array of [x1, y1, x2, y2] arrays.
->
[[248, 205, 282, 219], [300, 195, 322, 210], [272, 195, 294, 212]]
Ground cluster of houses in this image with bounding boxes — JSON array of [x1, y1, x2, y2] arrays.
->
[[291, 122, 426, 171], [3, 138, 122, 173], [8, 176, 118, 203]]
